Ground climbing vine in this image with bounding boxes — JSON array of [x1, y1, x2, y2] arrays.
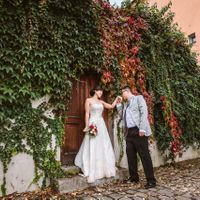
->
[[135, 2, 200, 159], [0, 0, 104, 195], [93, 0, 200, 161]]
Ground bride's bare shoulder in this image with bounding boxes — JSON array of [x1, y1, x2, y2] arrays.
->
[[85, 98, 92, 103]]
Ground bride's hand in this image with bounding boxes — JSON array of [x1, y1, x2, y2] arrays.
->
[[83, 126, 89, 132], [116, 96, 122, 103]]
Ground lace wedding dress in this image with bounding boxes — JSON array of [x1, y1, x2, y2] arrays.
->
[[75, 103, 116, 183]]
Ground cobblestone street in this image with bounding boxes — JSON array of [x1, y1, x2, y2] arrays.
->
[[65, 158, 200, 200], [4, 158, 200, 200]]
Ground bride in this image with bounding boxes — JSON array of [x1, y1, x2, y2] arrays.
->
[[75, 85, 121, 183]]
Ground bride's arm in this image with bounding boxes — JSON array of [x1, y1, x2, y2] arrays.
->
[[83, 99, 90, 132], [100, 97, 120, 109]]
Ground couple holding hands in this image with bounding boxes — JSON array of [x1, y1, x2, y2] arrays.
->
[[75, 85, 156, 189]]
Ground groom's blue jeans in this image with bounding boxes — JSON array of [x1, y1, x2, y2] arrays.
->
[[126, 127, 156, 183]]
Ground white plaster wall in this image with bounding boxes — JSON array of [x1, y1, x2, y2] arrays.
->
[[0, 154, 42, 196], [5, 154, 42, 195], [113, 115, 128, 168], [0, 148, 60, 196], [149, 141, 165, 167], [0, 95, 58, 196], [174, 146, 200, 162]]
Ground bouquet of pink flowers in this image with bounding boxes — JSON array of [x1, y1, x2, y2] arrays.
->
[[88, 124, 98, 137]]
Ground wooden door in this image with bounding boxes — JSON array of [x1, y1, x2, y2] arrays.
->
[[61, 74, 109, 165]]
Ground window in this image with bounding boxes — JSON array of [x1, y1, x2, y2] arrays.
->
[[188, 33, 196, 45]]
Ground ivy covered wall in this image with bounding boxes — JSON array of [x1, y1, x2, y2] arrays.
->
[[135, 3, 200, 156], [0, 0, 104, 195], [94, 0, 200, 159]]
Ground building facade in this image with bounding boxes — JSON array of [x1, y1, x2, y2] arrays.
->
[[148, 0, 200, 64]]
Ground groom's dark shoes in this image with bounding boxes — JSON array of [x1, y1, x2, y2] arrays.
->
[[125, 177, 139, 184], [145, 182, 156, 189]]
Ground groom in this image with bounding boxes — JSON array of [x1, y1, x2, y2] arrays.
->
[[120, 85, 156, 189]]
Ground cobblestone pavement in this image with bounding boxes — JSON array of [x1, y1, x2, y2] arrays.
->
[[3, 158, 200, 200], [66, 158, 200, 200]]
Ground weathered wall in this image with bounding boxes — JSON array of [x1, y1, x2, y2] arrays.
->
[[0, 96, 59, 196], [0, 154, 42, 196]]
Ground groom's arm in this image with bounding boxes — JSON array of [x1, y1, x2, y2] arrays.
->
[[137, 95, 148, 134]]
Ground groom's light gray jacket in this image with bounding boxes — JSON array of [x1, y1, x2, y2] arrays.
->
[[118, 95, 152, 137]]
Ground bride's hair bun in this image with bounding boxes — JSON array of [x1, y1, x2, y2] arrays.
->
[[90, 85, 103, 96]]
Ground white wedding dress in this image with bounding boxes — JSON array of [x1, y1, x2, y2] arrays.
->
[[75, 102, 116, 183]]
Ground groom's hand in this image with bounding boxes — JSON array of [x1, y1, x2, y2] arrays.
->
[[139, 131, 145, 137]]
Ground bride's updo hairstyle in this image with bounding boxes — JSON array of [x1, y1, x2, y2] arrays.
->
[[90, 85, 103, 97]]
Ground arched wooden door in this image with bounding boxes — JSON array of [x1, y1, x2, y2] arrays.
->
[[61, 73, 109, 165]]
